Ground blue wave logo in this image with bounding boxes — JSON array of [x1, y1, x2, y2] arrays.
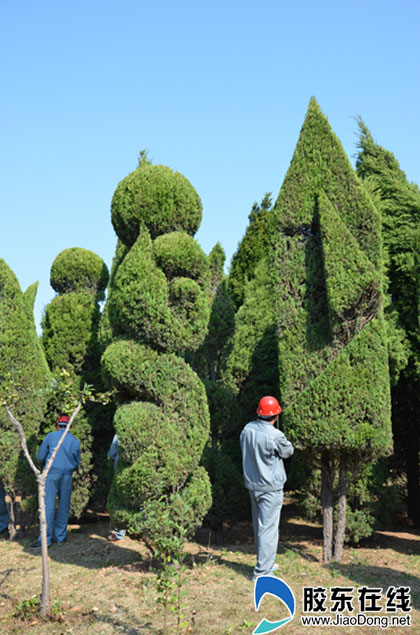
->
[[253, 576, 295, 634]]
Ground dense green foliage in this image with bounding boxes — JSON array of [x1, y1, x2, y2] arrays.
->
[[111, 163, 202, 245], [356, 120, 420, 526], [0, 260, 51, 527], [223, 259, 278, 421], [50, 248, 109, 299], [41, 248, 110, 517], [227, 194, 272, 309], [108, 231, 209, 353], [188, 244, 249, 539], [103, 161, 211, 552]]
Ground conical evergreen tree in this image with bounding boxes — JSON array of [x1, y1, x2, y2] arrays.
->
[[356, 121, 420, 526], [271, 98, 392, 562], [227, 194, 272, 310], [0, 260, 51, 534]]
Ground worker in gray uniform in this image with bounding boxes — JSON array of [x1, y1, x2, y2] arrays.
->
[[240, 396, 294, 582]]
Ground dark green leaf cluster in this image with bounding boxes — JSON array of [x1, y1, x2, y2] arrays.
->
[[201, 445, 249, 529], [111, 163, 202, 246], [207, 242, 226, 296], [108, 466, 211, 554], [356, 119, 420, 527], [107, 231, 210, 354], [223, 258, 279, 421], [50, 248, 109, 300], [228, 194, 272, 309], [42, 294, 102, 385], [356, 119, 420, 375]]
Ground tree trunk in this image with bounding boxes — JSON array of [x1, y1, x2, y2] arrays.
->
[[38, 478, 50, 618], [333, 454, 347, 562], [321, 452, 334, 564], [6, 493, 17, 540]]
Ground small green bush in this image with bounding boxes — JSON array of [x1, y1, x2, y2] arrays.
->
[[50, 247, 109, 299]]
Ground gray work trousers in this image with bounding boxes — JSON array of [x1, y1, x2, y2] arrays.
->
[[249, 489, 283, 577]]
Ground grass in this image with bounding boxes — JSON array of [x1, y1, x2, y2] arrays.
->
[[0, 499, 419, 633]]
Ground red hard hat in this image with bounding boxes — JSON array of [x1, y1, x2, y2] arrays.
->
[[57, 415, 70, 425], [256, 396, 282, 417]]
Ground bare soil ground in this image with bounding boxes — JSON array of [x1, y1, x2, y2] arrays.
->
[[1, 499, 419, 634]]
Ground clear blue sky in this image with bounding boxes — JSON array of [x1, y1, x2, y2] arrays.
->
[[1, 0, 419, 331]]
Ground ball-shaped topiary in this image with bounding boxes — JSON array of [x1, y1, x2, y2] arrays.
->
[[50, 247, 109, 299], [111, 164, 202, 246]]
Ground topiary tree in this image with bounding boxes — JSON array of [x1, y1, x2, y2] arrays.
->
[[356, 120, 420, 526], [0, 260, 51, 536], [102, 160, 212, 555], [271, 98, 392, 562], [41, 247, 109, 517]]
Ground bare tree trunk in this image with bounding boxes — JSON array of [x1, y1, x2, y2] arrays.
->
[[3, 399, 82, 619], [321, 452, 334, 564], [333, 453, 347, 562], [38, 479, 50, 618]]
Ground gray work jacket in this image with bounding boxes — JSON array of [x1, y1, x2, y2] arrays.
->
[[240, 419, 294, 492]]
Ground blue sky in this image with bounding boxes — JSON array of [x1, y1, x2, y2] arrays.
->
[[1, 0, 419, 331]]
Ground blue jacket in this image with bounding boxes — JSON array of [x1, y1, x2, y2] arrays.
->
[[108, 434, 119, 471], [37, 429, 81, 474], [240, 419, 294, 492]]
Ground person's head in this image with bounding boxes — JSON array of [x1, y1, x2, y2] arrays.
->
[[56, 415, 70, 430], [256, 396, 282, 425]]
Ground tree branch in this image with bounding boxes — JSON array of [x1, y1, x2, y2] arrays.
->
[[2, 403, 41, 477]]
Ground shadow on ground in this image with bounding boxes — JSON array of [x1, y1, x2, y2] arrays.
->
[[328, 561, 420, 611]]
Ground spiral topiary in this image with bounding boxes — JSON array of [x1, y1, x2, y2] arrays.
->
[[103, 160, 212, 552]]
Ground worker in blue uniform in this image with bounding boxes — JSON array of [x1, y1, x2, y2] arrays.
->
[[0, 483, 9, 535], [31, 415, 80, 548]]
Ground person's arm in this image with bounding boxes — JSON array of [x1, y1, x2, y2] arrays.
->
[[274, 430, 294, 459]]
